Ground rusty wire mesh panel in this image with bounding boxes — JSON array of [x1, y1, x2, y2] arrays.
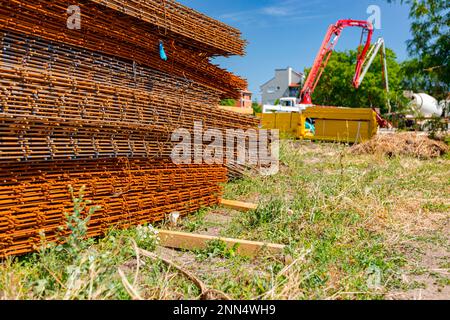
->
[[0, 159, 227, 258], [88, 0, 246, 56], [0, 0, 258, 258], [0, 31, 259, 162], [0, 0, 247, 98]]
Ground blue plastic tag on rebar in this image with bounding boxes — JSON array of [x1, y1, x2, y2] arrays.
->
[[159, 41, 168, 61]]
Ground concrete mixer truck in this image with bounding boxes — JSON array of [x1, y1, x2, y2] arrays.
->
[[404, 92, 446, 117], [402, 91, 449, 130]]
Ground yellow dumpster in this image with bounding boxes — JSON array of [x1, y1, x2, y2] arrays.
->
[[258, 107, 378, 143]]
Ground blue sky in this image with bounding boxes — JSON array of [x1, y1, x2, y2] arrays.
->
[[178, 0, 412, 100]]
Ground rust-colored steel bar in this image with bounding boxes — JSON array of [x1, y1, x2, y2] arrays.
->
[[0, 0, 258, 259], [0, 0, 247, 98], [88, 0, 246, 56], [0, 159, 227, 258]]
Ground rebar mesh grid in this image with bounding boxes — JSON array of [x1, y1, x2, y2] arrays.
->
[[0, 159, 226, 258], [0, 31, 259, 162], [88, 0, 246, 56], [0, 0, 259, 258], [0, 0, 247, 98]]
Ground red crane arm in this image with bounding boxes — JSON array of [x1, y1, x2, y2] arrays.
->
[[300, 19, 374, 105]]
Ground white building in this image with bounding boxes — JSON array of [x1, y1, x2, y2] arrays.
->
[[260, 67, 304, 105]]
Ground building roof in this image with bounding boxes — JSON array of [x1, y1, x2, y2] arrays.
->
[[292, 70, 304, 78], [260, 67, 303, 88], [260, 77, 276, 89]]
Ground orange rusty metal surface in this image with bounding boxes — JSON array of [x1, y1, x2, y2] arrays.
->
[[0, 0, 247, 98], [88, 0, 246, 56], [0, 31, 259, 162], [0, 1, 257, 258], [0, 159, 227, 258]]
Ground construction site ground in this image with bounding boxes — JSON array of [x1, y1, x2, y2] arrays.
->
[[0, 140, 448, 300]]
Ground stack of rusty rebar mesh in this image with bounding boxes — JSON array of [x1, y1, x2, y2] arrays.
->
[[0, 0, 259, 257]]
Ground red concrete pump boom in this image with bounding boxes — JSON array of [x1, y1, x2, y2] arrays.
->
[[300, 19, 374, 105]]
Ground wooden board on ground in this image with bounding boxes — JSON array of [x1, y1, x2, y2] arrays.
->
[[219, 199, 258, 212], [158, 230, 284, 258]]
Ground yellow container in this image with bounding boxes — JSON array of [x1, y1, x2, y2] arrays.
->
[[260, 112, 300, 137], [258, 107, 378, 143]]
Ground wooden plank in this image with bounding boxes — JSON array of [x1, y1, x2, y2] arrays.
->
[[158, 230, 285, 258], [219, 199, 258, 212], [218, 106, 254, 115]]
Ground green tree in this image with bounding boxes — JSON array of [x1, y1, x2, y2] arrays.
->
[[252, 101, 262, 114], [307, 48, 406, 113], [400, 58, 448, 98], [219, 99, 236, 106], [388, 0, 449, 99]]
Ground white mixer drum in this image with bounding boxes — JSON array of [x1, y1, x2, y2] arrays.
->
[[411, 93, 443, 117]]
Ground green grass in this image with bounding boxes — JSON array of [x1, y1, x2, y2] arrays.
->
[[180, 208, 209, 233], [1, 140, 448, 300], [193, 239, 242, 262], [213, 141, 449, 299], [0, 226, 201, 300]]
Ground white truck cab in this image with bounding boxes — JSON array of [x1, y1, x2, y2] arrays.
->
[[262, 97, 310, 113]]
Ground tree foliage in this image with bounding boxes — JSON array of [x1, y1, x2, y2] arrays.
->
[[252, 101, 262, 114], [400, 58, 448, 99], [307, 48, 406, 113], [388, 0, 449, 99], [219, 99, 236, 106]]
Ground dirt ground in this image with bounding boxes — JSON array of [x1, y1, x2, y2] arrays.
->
[[387, 223, 449, 300]]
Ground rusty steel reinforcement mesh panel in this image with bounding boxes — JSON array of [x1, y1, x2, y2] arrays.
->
[[0, 159, 227, 258], [0, 0, 258, 258], [0, 31, 259, 162], [0, 0, 247, 98], [87, 0, 246, 56]]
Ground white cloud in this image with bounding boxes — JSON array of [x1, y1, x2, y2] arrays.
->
[[219, 0, 326, 26], [261, 6, 291, 17]]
